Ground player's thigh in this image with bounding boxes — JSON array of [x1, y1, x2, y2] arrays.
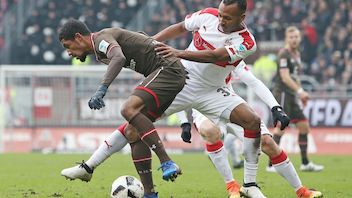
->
[[192, 109, 221, 142], [196, 85, 245, 125], [132, 66, 185, 118], [163, 84, 194, 117]]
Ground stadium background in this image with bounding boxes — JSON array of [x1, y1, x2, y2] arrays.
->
[[0, 1, 352, 198], [0, 0, 351, 154]]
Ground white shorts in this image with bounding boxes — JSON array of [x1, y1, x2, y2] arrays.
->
[[164, 83, 245, 125], [192, 109, 272, 141]]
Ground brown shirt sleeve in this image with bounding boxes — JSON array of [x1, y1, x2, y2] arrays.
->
[[94, 32, 126, 87]]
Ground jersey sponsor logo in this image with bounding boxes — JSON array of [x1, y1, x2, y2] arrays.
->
[[280, 58, 288, 67], [98, 40, 110, 54], [127, 59, 136, 70], [193, 31, 241, 67], [237, 43, 246, 52]]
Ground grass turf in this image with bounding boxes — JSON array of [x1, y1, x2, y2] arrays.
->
[[0, 153, 351, 198]]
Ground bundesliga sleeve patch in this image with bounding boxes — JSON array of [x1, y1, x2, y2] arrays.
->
[[280, 58, 288, 67], [98, 40, 110, 54]]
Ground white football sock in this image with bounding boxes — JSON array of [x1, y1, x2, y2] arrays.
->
[[224, 133, 242, 165], [207, 141, 234, 183], [85, 129, 128, 169], [272, 151, 302, 191], [243, 133, 260, 184]]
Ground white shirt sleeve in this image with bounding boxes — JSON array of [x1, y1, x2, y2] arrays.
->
[[184, 9, 216, 31], [234, 62, 279, 108], [225, 31, 257, 64], [225, 44, 257, 64]]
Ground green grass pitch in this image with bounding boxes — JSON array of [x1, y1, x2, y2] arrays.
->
[[0, 153, 351, 197]]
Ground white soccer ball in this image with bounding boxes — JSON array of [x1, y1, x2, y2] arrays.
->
[[111, 175, 144, 198]]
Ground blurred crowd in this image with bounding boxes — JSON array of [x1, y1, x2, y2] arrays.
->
[[0, 0, 17, 52], [1, 0, 352, 87], [9, 0, 143, 64], [146, 0, 352, 87]]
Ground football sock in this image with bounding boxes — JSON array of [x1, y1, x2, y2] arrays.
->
[[298, 134, 309, 165], [271, 150, 302, 191], [129, 112, 170, 163], [224, 133, 242, 165], [130, 140, 155, 194], [243, 129, 261, 184], [268, 134, 282, 167], [206, 141, 234, 183], [85, 125, 128, 169]]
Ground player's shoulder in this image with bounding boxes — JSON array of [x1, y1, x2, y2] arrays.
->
[[199, 7, 218, 17], [278, 48, 290, 57]]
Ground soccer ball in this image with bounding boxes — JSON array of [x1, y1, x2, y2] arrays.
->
[[111, 175, 144, 198]]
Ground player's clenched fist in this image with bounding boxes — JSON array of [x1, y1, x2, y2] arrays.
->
[[271, 106, 290, 130], [88, 85, 108, 110]]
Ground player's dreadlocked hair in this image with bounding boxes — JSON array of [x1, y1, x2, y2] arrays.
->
[[58, 19, 91, 41], [222, 0, 247, 13]]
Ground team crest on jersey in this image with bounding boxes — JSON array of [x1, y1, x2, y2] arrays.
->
[[127, 59, 136, 70], [98, 40, 110, 54], [280, 58, 288, 67]]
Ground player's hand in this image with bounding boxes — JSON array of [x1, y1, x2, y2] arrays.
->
[[180, 122, 192, 143], [88, 85, 108, 110], [271, 106, 290, 130], [299, 91, 309, 107], [155, 42, 181, 58]]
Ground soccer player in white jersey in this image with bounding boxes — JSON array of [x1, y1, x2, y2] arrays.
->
[[62, 1, 290, 198], [172, 70, 323, 198]]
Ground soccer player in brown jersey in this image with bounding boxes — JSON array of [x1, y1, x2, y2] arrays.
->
[[59, 19, 185, 197], [268, 26, 324, 172]]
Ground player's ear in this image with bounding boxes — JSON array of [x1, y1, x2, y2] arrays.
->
[[75, 33, 84, 41]]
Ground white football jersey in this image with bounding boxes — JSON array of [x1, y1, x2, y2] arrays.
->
[[182, 8, 257, 87]]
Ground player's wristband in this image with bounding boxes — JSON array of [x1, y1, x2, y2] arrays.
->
[[296, 88, 304, 94]]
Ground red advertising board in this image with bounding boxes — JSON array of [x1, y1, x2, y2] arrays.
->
[[3, 127, 352, 154]]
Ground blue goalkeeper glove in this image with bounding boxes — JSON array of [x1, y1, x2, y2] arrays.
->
[[271, 106, 290, 130], [180, 122, 192, 143], [88, 85, 108, 110]]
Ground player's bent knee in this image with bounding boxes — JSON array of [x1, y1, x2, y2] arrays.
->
[[198, 121, 221, 143], [120, 104, 138, 121], [124, 125, 141, 143], [247, 114, 261, 131]]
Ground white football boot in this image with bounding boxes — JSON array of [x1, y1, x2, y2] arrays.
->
[[300, 162, 324, 172], [61, 161, 93, 182], [240, 183, 267, 198]]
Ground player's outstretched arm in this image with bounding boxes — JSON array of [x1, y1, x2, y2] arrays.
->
[[155, 42, 230, 63], [88, 45, 126, 110], [236, 64, 290, 129], [152, 22, 188, 42]]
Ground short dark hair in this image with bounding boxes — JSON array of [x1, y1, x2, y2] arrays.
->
[[58, 19, 91, 41], [222, 0, 247, 13]]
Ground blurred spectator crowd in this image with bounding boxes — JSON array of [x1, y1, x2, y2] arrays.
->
[[0, 0, 17, 53], [1, 0, 351, 87], [8, 0, 143, 65], [146, 0, 352, 87]]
